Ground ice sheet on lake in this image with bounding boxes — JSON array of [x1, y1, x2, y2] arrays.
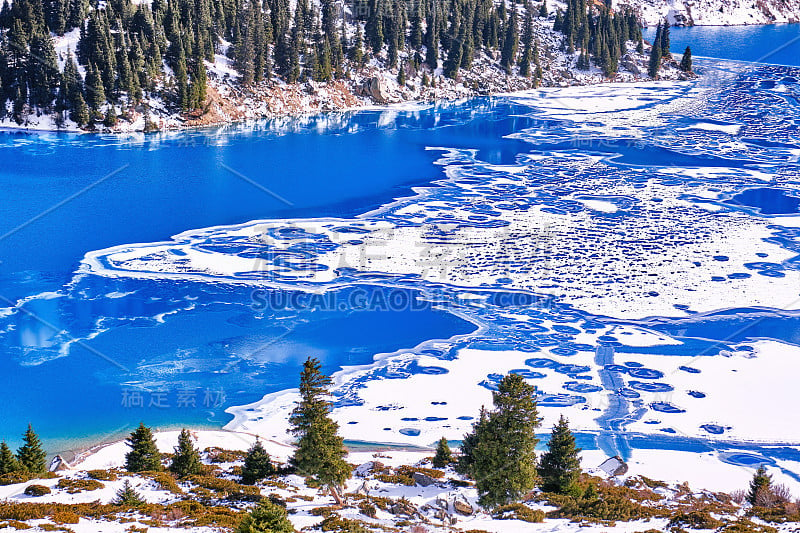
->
[[73, 63, 800, 458]]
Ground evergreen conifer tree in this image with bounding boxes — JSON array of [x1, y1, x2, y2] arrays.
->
[[660, 18, 670, 57], [397, 62, 406, 85], [432, 437, 452, 468], [539, 0, 547, 18], [169, 428, 202, 478], [500, 8, 519, 73], [680, 45, 692, 72], [113, 480, 146, 507], [0, 441, 19, 474], [289, 357, 350, 503], [236, 498, 295, 533], [538, 415, 581, 494], [16, 425, 47, 474], [103, 105, 117, 127], [125, 423, 162, 472], [241, 439, 274, 485], [462, 374, 540, 508], [747, 466, 772, 506], [647, 34, 661, 78], [71, 92, 90, 126]]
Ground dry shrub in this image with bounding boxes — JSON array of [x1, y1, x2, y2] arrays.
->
[[493, 502, 545, 523], [23, 484, 51, 497], [86, 470, 118, 481], [51, 511, 80, 525], [204, 447, 246, 464], [56, 479, 104, 494], [140, 471, 182, 495], [667, 509, 724, 529]]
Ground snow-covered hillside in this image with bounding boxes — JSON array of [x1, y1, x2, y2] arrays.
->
[[617, 0, 800, 26]]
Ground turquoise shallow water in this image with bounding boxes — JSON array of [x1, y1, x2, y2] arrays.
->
[[1, 27, 800, 476]]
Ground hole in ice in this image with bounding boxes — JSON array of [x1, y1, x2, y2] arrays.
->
[[719, 452, 774, 467], [618, 389, 640, 399], [563, 382, 603, 393], [687, 391, 706, 398], [650, 402, 686, 414], [679, 366, 701, 374], [628, 368, 665, 380], [537, 394, 586, 407], [629, 381, 674, 393], [510, 369, 546, 379], [399, 428, 421, 437], [700, 424, 725, 435]]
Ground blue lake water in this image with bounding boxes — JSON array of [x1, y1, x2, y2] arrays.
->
[[644, 23, 800, 66], [2, 26, 800, 469]]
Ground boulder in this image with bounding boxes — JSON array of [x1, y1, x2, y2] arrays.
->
[[598, 455, 629, 477], [48, 455, 72, 472], [412, 471, 438, 487], [390, 499, 419, 517], [364, 77, 390, 104], [620, 55, 643, 76], [355, 461, 384, 477], [453, 499, 473, 516]]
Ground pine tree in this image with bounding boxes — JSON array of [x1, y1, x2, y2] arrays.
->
[[169, 428, 202, 478], [125, 423, 162, 472], [16, 425, 47, 474], [500, 8, 518, 73], [424, 11, 438, 70], [103, 105, 117, 127], [289, 357, 350, 503], [0, 441, 20, 474], [71, 92, 90, 126], [648, 40, 661, 78], [680, 45, 692, 72], [432, 437, 452, 468], [397, 62, 406, 85], [113, 480, 146, 507], [84, 62, 106, 111], [241, 439, 274, 485], [538, 415, 581, 494], [660, 18, 670, 57], [747, 466, 772, 506], [539, 0, 547, 17], [462, 374, 540, 508], [236, 498, 295, 533]]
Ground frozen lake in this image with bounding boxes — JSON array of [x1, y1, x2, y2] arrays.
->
[[1, 27, 800, 485]]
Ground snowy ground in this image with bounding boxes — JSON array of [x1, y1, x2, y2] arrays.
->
[[1, 429, 798, 532]]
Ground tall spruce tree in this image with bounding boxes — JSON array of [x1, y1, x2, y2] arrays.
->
[[241, 439, 274, 485], [169, 428, 202, 478], [659, 18, 670, 57], [0, 441, 19, 474], [538, 415, 581, 494], [125, 423, 162, 472], [647, 33, 662, 79], [16, 425, 47, 474], [288, 357, 350, 502], [500, 8, 519, 73], [462, 374, 540, 508]]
